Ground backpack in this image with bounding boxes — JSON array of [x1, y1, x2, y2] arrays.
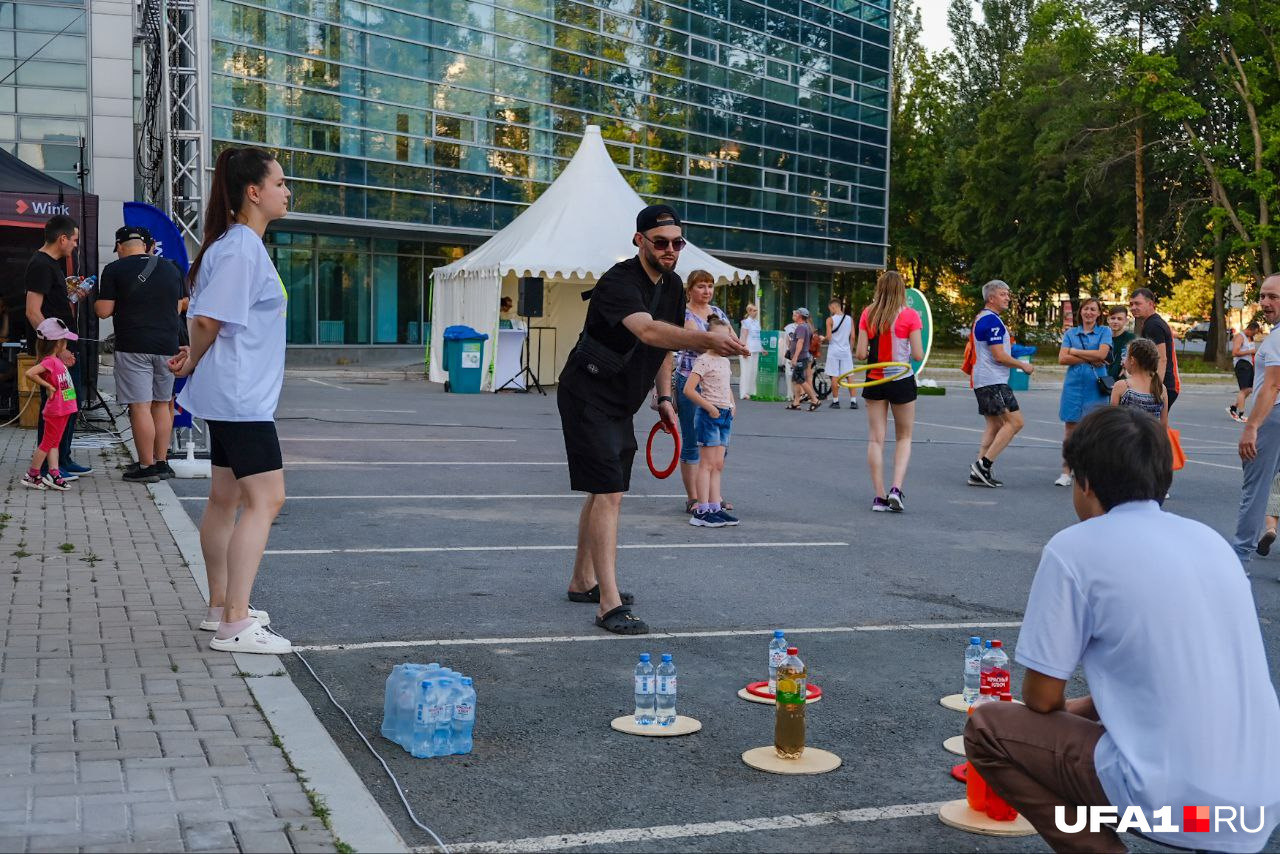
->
[[961, 330, 977, 377], [808, 324, 821, 357]]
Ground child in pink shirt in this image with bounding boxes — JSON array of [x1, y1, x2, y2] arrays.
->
[[21, 318, 79, 491], [683, 315, 738, 527]]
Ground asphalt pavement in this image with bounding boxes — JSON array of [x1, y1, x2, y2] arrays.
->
[[166, 376, 1280, 853]]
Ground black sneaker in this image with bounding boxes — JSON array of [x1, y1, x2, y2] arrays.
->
[[850, 399, 859, 410], [123, 464, 162, 484], [1259, 530, 1277, 557], [830, 401, 840, 409], [156, 460, 176, 480], [886, 487, 905, 512], [969, 460, 1000, 488]]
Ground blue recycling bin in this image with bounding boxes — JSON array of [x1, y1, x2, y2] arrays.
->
[[1009, 344, 1036, 391], [443, 326, 489, 394]]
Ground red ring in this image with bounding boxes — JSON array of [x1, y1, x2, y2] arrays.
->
[[646, 421, 680, 479], [745, 680, 823, 701]]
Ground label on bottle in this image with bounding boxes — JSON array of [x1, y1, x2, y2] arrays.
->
[[454, 702, 474, 721], [983, 668, 1011, 694], [415, 703, 427, 724], [964, 658, 981, 674], [657, 676, 676, 694], [427, 703, 450, 724], [634, 675, 654, 695], [769, 649, 787, 668]]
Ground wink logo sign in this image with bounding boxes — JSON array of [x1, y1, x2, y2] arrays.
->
[[1054, 805, 1266, 835], [15, 199, 70, 216]]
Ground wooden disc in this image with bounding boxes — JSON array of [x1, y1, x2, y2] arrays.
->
[[938, 799, 1036, 837], [940, 694, 968, 712], [609, 715, 702, 737], [943, 735, 966, 756], [741, 746, 841, 775], [737, 688, 822, 706]]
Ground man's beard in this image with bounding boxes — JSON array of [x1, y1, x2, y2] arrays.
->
[[643, 246, 676, 272]]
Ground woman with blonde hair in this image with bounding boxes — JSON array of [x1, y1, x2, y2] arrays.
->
[[675, 269, 731, 514], [738, 303, 763, 399], [856, 270, 923, 512]]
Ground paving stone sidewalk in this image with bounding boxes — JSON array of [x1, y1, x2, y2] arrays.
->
[[0, 424, 337, 853]]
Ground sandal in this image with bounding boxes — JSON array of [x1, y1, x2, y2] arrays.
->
[[721, 500, 734, 512], [785, 404, 801, 410], [595, 605, 650, 635], [1258, 529, 1277, 556], [685, 498, 698, 515], [807, 401, 820, 411], [567, 585, 634, 605]]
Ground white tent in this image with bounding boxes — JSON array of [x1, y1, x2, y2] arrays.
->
[[427, 125, 758, 389]]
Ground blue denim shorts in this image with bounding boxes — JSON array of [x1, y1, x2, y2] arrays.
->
[[694, 407, 733, 448], [675, 372, 700, 463]]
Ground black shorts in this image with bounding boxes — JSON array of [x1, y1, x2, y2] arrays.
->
[[207, 420, 283, 479], [862, 375, 918, 405], [558, 390, 637, 494], [974, 383, 1020, 416], [1236, 361, 1255, 391], [791, 359, 811, 384]]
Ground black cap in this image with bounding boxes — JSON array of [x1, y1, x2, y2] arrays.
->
[[636, 204, 681, 233], [115, 226, 152, 245]]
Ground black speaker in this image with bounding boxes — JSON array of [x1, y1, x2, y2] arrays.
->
[[518, 276, 544, 317]]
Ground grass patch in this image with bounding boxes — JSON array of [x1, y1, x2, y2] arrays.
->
[[58, 543, 75, 552]]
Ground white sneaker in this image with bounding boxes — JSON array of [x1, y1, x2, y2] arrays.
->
[[208, 620, 291, 654], [200, 607, 271, 631], [1054, 474, 1074, 487]]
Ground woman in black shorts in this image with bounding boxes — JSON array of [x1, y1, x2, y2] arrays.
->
[[171, 147, 293, 654]]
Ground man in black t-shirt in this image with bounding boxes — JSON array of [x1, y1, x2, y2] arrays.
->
[[1129, 288, 1180, 410], [96, 226, 184, 483], [558, 204, 748, 634], [25, 214, 91, 476]]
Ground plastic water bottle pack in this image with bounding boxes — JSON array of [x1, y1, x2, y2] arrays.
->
[[380, 662, 477, 758], [630, 653, 677, 726]]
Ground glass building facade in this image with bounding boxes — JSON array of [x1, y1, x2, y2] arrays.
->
[[0, 0, 89, 186], [210, 0, 890, 343]]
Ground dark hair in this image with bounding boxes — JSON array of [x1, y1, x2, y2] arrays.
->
[[188, 146, 277, 288], [707, 314, 728, 329], [43, 214, 77, 245], [35, 336, 62, 359], [1246, 322, 1261, 333], [1126, 337, 1164, 404], [1108, 305, 1128, 317], [1063, 407, 1171, 510], [1131, 287, 1157, 304]]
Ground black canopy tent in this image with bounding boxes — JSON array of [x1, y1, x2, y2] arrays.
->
[[0, 147, 101, 413]]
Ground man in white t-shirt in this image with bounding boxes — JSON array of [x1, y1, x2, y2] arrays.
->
[[1235, 275, 1280, 567], [967, 406, 1280, 853]]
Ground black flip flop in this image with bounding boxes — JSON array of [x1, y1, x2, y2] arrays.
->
[[595, 605, 649, 635], [1259, 530, 1277, 556], [567, 585, 634, 606]]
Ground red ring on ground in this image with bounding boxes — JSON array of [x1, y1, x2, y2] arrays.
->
[[646, 421, 680, 479], [951, 762, 968, 783], [745, 680, 823, 701]]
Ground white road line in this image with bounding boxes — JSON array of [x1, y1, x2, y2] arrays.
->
[[283, 407, 417, 414], [279, 437, 516, 443], [439, 801, 952, 852], [179, 493, 686, 502], [265, 541, 849, 556], [1183, 458, 1239, 470], [294, 619, 1024, 652], [304, 377, 350, 391], [285, 460, 567, 466]]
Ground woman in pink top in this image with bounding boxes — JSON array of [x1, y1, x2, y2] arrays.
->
[[683, 315, 739, 528], [20, 317, 80, 491]]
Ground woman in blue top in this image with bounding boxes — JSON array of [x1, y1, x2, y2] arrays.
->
[[1055, 298, 1112, 486]]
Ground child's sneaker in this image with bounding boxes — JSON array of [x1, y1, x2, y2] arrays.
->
[[42, 471, 71, 491], [712, 509, 739, 526], [689, 509, 727, 528], [19, 473, 46, 490], [886, 487, 905, 512], [871, 496, 891, 512]]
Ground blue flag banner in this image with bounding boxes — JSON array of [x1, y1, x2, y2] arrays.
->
[[123, 201, 190, 273]]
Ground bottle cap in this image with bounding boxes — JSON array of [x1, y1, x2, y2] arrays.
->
[[420, 680, 433, 689], [786, 646, 798, 655], [984, 640, 993, 647], [774, 630, 785, 638], [980, 684, 992, 695], [969, 636, 982, 644], [991, 640, 1003, 648], [437, 677, 452, 686], [639, 653, 650, 662], [661, 653, 673, 662], [461, 677, 473, 686], [1000, 692, 1012, 701]]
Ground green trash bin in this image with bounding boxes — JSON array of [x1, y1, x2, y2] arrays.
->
[[443, 328, 488, 394], [1008, 357, 1032, 391]]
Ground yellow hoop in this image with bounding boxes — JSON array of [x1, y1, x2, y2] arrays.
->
[[836, 362, 913, 390]]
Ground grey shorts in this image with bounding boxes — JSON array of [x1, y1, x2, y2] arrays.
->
[[975, 383, 1020, 417], [114, 352, 175, 404]]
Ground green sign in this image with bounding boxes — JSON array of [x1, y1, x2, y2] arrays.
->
[[906, 287, 934, 378]]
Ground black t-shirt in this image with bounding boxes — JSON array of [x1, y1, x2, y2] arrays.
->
[[25, 250, 73, 326], [559, 256, 685, 417], [98, 255, 184, 355], [1138, 313, 1177, 392]]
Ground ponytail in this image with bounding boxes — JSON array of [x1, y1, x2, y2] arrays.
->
[[187, 146, 277, 289], [1127, 337, 1164, 405]]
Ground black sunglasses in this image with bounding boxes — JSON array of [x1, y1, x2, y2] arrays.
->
[[641, 234, 686, 251]]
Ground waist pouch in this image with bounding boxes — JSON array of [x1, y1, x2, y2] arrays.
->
[[573, 278, 665, 380]]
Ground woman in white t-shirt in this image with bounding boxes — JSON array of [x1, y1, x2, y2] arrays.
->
[[169, 146, 293, 655], [738, 304, 763, 399]]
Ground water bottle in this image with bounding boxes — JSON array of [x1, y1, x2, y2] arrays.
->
[[633, 653, 656, 725], [395, 665, 426, 749], [451, 677, 476, 754], [768, 630, 788, 693], [656, 654, 677, 725], [432, 678, 455, 756], [980, 640, 1010, 697], [381, 664, 403, 741], [963, 636, 983, 704], [411, 679, 436, 758]]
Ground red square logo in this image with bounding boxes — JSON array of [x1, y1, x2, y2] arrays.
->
[[1183, 806, 1211, 833]]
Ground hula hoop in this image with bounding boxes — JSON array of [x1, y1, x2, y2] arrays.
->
[[837, 362, 913, 391], [647, 421, 680, 479]]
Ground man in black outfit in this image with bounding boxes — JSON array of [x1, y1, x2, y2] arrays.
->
[[95, 226, 184, 483], [558, 205, 748, 634], [1129, 287, 1180, 410], [24, 214, 91, 476]]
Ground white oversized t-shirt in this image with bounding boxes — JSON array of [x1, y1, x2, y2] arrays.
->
[[1017, 501, 1280, 853], [177, 224, 286, 422]]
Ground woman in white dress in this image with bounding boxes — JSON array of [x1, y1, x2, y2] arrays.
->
[[738, 304, 763, 399]]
